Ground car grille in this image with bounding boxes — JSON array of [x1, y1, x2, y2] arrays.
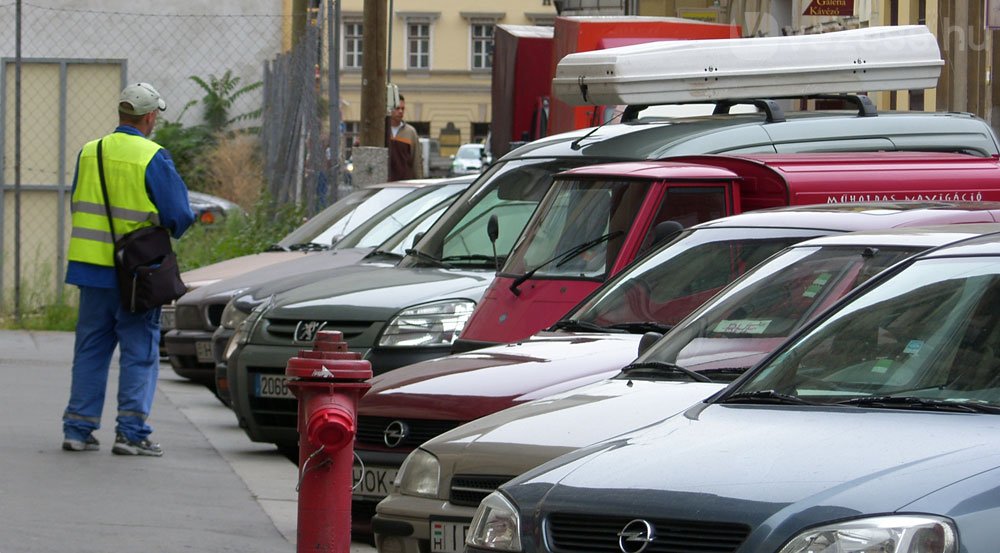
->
[[547, 513, 750, 553], [264, 318, 375, 342], [207, 303, 226, 327], [449, 475, 510, 507], [355, 416, 463, 449]]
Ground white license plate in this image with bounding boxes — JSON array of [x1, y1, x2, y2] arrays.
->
[[195, 341, 214, 363], [352, 464, 397, 498], [431, 520, 470, 553], [160, 309, 176, 330], [254, 374, 294, 399]]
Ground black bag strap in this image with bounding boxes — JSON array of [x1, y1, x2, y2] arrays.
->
[[95, 139, 119, 244]]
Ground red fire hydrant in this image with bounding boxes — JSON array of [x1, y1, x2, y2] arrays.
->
[[285, 330, 372, 553]]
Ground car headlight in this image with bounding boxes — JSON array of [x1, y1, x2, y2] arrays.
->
[[220, 300, 250, 331], [779, 515, 956, 553], [223, 299, 271, 362], [394, 448, 440, 498], [467, 491, 521, 552], [378, 300, 475, 347]]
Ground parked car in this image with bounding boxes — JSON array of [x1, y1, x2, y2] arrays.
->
[[449, 143, 490, 176], [187, 190, 243, 226], [468, 228, 1000, 553], [222, 34, 1000, 455], [350, 202, 1000, 540], [373, 222, 1000, 553], [164, 177, 474, 386]]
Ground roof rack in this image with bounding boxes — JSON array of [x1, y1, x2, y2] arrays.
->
[[554, 25, 943, 107], [620, 94, 878, 123]]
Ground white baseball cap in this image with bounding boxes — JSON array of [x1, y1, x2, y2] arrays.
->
[[119, 82, 167, 115]]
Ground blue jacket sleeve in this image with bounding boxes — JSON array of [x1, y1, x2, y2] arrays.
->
[[146, 148, 196, 239]]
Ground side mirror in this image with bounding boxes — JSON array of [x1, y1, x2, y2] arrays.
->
[[637, 331, 663, 357], [487, 214, 499, 244], [329, 234, 344, 247], [412, 231, 425, 249]]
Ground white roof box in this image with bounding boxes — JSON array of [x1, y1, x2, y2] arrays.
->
[[553, 25, 943, 106]]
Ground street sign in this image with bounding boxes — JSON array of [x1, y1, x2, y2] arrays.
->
[[802, 0, 854, 17]]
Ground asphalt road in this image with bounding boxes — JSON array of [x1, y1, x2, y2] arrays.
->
[[0, 329, 377, 553]]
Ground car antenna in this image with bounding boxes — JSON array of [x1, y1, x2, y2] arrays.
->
[[570, 106, 625, 151]]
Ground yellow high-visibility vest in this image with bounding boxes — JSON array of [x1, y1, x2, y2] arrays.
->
[[68, 133, 163, 267]]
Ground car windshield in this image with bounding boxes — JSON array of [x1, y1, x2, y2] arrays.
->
[[502, 178, 731, 280], [636, 244, 921, 382], [279, 186, 415, 249], [457, 146, 481, 160], [728, 257, 1000, 409], [398, 158, 605, 269], [335, 183, 467, 250], [565, 227, 825, 330]]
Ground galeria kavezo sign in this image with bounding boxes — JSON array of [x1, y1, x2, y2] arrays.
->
[[802, 0, 854, 16]]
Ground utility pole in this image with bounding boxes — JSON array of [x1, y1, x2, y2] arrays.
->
[[360, 0, 387, 146]]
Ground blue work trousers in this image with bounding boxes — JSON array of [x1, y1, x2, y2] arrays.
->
[[63, 285, 160, 442]]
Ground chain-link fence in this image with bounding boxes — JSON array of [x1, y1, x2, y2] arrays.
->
[[1, 1, 343, 317]]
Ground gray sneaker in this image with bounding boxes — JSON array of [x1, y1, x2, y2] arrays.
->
[[111, 433, 163, 457], [62, 434, 100, 452]]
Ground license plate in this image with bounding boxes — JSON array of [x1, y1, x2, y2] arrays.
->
[[254, 374, 294, 399], [195, 341, 214, 363], [431, 520, 470, 553], [160, 309, 176, 330], [352, 464, 397, 498]]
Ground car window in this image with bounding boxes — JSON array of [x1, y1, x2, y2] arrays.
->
[[336, 183, 466, 249], [278, 187, 380, 247], [503, 179, 646, 279], [739, 258, 1000, 404], [571, 227, 823, 328]]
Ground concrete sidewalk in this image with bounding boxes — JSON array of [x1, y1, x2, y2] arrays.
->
[[0, 330, 375, 552]]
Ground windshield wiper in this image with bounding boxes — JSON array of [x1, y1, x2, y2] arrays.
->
[[509, 230, 625, 296], [835, 396, 1000, 413], [621, 361, 714, 383], [265, 243, 290, 252], [404, 248, 454, 268], [368, 249, 405, 260], [287, 242, 331, 252], [606, 321, 673, 334], [719, 389, 819, 405], [441, 253, 508, 265], [548, 319, 618, 333]]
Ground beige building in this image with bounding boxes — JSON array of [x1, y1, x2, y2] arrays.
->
[[332, 0, 558, 151]]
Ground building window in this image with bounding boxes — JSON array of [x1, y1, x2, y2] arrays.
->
[[471, 24, 494, 70], [344, 21, 363, 69], [408, 23, 431, 69], [343, 121, 360, 158], [471, 122, 490, 144]]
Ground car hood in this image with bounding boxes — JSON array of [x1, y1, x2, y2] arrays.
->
[[429, 378, 725, 477], [180, 251, 309, 290], [177, 247, 374, 305], [360, 332, 643, 419], [265, 265, 494, 321], [512, 405, 1000, 549]]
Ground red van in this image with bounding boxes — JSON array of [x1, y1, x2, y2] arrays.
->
[[454, 152, 1000, 350]]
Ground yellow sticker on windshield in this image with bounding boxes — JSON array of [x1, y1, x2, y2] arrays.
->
[[714, 319, 771, 334]]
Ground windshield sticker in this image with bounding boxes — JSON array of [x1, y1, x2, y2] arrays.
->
[[903, 340, 923, 355], [870, 358, 894, 374], [714, 319, 771, 334], [802, 273, 832, 298]]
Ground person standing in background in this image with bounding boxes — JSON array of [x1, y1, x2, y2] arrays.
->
[[387, 94, 424, 181], [62, 82, 195, 457]]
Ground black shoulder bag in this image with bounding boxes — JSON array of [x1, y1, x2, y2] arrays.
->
[[97, 139, 187, 312]]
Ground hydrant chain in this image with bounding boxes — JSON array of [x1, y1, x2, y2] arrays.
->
[[351, 450, 365, 492], [296, 445, 329, 492]]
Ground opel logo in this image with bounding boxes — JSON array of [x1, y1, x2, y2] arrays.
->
[[383, 420, 409, 448], [294, 320, 327, 343], [617, 519, 655, 553]]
